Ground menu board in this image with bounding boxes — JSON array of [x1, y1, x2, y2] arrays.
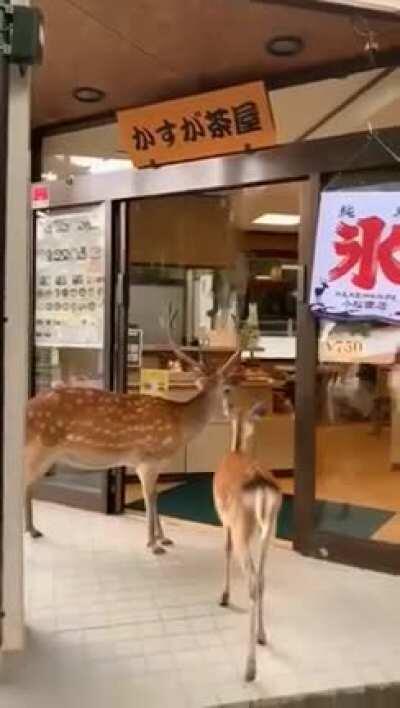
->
[[35, 205, 106, 348]]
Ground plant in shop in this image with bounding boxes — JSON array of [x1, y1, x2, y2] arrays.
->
[[239, 303, 260, 352]]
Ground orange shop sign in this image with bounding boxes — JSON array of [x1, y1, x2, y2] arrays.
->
[[117, 82, 276, 169]]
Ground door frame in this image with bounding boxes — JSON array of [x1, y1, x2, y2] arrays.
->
[[32, 124, 400, 573]]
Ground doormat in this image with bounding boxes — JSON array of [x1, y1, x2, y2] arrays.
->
[[216, 682, 400, 708], [126, 475, 393, 541]]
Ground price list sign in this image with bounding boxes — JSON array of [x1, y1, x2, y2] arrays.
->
[[35, 205, 106, 348]]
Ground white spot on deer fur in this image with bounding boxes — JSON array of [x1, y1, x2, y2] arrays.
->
[[163, 436, 173, 445]]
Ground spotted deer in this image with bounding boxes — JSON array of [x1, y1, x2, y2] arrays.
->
[[25, 313, 240, 554], [214, 394, 282, 682]]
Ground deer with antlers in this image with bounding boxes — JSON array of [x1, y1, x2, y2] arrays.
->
[[25, 311, 240, 554], [214, 390, 282, 682]]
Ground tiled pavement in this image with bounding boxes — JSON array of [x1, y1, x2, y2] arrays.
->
[[1, 501, 399, 707]]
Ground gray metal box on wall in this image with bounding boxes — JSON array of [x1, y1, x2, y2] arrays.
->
[[129, 284, 184, 345]]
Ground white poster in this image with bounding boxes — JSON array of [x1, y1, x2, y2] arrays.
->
[[320, 0, 400, 12], [310, 191, 400, 324], [319, 320, 400, 364], [35, 205, 106, 348]]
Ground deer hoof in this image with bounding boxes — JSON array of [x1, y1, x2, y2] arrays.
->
[[245, 659, 256, 683], [152, 545, 166, 555], [30, 529, 43, 539], [257, 630, 268, 646], [219, 592, 229, 607], [160, 537, 174, 546]]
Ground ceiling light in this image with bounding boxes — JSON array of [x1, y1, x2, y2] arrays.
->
[[73, 86, 105, 103], [267, 36, 304, 57], [69, 155, 131, 174], [41, 171, 58, 182], [252, 213, 300, 227]]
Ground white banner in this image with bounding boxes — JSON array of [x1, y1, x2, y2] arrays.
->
[[320, 0, 400, 12], [319, 320, 400, 363], [310, 191, 400, 324], [35, 205, 106, 348]]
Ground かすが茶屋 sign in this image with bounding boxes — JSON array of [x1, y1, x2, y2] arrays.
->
[[117, 82, 276, 168], [310, 191, 400, 324]]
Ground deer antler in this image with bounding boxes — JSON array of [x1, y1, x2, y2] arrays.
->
[[217, 313, 242, 378], [160, 303, 205, 373]]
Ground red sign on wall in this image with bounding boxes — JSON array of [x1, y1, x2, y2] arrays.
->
[[31, 184, 49, 210]]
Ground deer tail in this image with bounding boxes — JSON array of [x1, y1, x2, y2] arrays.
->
[[242, 475, 282, 537]]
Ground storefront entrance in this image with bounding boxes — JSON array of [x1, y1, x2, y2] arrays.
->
[[122, 184, 300, 541], [30, 127, 400, 574]]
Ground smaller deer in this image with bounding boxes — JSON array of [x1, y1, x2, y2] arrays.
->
[[214, 394, 282, 682]]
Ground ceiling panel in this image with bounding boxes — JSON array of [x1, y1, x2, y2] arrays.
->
[[33, 0, 400, 128]]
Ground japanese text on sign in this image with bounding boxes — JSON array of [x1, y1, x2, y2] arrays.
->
[[35, 206, 106, 348], [310, 191, 400, 324], [118, 82, 275, 168]]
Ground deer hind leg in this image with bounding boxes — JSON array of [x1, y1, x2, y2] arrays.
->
[[244, 551, 258, 682], [26, 484, 42, 539], [24, 443, 54, 539], [136, 464, 170, 554], [256, 491, 281, 647], [154, 508, 173, 546], [219, 527, 232, 607], [233, 515, 258, 682]]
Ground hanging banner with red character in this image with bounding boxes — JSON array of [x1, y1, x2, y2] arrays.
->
[[310, 191, 400, 324]]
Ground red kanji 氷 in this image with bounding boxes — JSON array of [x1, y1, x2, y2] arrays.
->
[[329, 216, 400, 290]]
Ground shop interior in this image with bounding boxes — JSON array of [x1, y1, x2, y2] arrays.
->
[[123, 185, 299, 527], [33, 177, 400, 545]]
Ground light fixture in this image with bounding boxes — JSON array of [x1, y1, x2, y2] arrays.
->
[[41, 171, 58, 182], [266, 35, 304, 57], [73, 86, 105, 103], [252, 213, 301, 227], [69, 155, 131, 174]]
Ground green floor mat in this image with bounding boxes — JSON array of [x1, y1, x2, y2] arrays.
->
[[126, 475, 393, 541]]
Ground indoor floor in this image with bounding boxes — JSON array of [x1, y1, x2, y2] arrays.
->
[[2, 502, 399, 708], [126, 421, 400, 545], [280, 423, 400, 543]]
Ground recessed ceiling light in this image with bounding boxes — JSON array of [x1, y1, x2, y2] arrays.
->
[[252, 213, 301, 227], [73, 86, 105, 103], [267, 35, 304, 57]]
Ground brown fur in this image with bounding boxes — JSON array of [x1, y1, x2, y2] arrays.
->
[[213, 402, 282, 682], [25, 348, 241, 550]]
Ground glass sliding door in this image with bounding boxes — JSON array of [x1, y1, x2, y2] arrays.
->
[[306, 168, 400, 573], [32, 202, 112, 512], [123, 185, 302, 544]]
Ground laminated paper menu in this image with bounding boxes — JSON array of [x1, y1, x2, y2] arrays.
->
[[35, 204, 106, 348]]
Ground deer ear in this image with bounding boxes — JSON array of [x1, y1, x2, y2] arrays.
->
[[247, 401, 269, 421]]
